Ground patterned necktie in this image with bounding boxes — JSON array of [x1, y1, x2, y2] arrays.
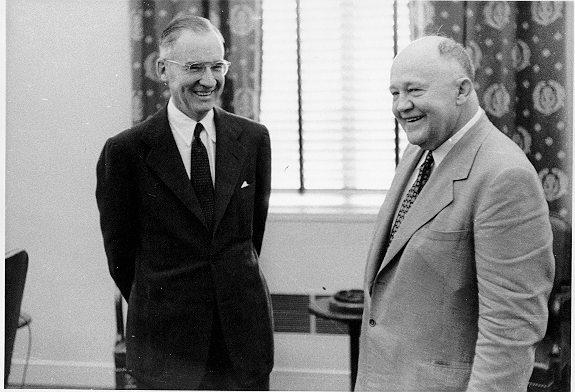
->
[[388, 151, 434, 246], [191, 123, 215, 231]]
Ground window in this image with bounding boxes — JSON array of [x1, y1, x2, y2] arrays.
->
[[261, 0, 412, 205]]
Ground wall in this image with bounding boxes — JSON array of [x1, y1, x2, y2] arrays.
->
[[5, 0, 131, 388], [261, 213, 374, 390], [7, 0, 574, 389], [5, 1, 377, 389]]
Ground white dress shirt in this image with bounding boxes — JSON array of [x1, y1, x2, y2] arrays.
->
[[167, 98, 217, 185], [405, 107, 483, 188]]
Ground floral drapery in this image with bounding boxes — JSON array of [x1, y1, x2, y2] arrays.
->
[[130, 0, 263, 123], [410, 1, 573, 222]]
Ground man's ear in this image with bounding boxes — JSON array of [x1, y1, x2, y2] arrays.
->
[[156, 58, 168, 82], [455, 77, 473, 105]]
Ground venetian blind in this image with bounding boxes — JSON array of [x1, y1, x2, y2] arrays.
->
[[261, 0, 411, 192]]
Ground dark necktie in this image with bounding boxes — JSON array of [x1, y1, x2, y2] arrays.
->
[[388, 151, 434, 246], [191, 123, 215, 231]]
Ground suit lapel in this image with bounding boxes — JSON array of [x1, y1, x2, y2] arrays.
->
[[373, 114, 494, 279], [382, 163, 455, 265], [365, 145, 423, 287], [142, 108, 208, 227], [213, 107, 247, 233]]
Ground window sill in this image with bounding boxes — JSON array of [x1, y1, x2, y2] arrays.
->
[[268, 191, 386, 223]]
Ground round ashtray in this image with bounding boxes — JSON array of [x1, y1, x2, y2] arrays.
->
[[328, 289, 364, 314]]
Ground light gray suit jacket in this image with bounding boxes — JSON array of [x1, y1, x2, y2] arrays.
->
[[356, 113, 554, 391]]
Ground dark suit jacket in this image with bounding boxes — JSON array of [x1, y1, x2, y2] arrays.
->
[[356, 113, 554, 391], [96, 106, 273, 389]]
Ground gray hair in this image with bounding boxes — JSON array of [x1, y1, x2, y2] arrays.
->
[[437, 37, 475, 83], [159, 14, 225, 57]]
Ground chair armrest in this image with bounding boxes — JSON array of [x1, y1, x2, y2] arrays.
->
[[551, 286, 570, 316]]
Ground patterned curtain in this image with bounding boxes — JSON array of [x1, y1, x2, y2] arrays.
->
[[130, 0, 263, 123], [409, 1, 572, 222]]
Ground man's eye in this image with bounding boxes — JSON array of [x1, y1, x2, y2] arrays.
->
[[211, 64, 224, 72], [187, 64, 204, 73]]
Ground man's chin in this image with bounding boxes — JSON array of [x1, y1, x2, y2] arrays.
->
[[189, 100, 216, 114], [405, 131, 425, 147]]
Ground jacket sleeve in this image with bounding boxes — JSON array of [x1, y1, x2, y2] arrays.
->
[[96, 138, 139, 300], [252, 128, 272, 256], [467, 165, 554, 392]]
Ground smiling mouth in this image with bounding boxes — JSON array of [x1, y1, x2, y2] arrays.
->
[[194, 90, 214, 97], [404, 115, 424, 123]]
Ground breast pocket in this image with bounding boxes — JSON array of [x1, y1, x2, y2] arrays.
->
[[234, 180, 256, 238], [414, 227, 474, 291]]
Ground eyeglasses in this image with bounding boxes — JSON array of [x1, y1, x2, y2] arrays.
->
[[163, 59, 231, 76]]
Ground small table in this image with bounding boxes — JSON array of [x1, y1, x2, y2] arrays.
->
[[309, 290, 364, 391], [18, 312, 32, 329]]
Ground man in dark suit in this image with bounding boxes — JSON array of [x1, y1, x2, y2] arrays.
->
[[356, 36, 554, 391], [96, 15, 273, 390]]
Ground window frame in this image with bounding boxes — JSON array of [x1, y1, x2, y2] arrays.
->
[[261, 0, 411, 213]]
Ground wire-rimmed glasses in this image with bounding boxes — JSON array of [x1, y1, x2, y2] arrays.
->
[[163, 59, 231, 76]]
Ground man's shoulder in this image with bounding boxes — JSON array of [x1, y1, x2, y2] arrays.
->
[[215, 107, 268, 134], [110, 108, 167, 144], [482, 121, 530, 165], [465, 119, 540, 189]]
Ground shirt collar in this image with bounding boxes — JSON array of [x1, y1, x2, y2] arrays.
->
[[431, 108, 482, 167], [167, 98, 216, 146]]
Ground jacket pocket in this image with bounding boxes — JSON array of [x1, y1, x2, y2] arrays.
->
[[413, 227, 474, 287], [413, 360, 472, 391], [419, 228, 469, 241], [235, 180, 256, 238]]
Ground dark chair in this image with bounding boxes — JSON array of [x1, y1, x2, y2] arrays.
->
[[5, 249, 29, 387], [528, 212, 571, 392], [114, 290, 137, 389]]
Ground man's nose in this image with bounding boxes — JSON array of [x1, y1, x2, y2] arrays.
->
[[199, 67, 217, 86], [395, 94, 413, 112]]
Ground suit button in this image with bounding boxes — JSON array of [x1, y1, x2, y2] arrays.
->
[[369, 319, 376, 327]]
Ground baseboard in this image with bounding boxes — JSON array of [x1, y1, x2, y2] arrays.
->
[[270, 367, 351, 391], [8, 359, 350, 391], [8, 358, 115, 389]]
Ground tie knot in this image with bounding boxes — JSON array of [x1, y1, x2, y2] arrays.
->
[[419, 151, 434, 175], [418, 151, 434, 184], [423, 151, 434, 167], [194, 123, 204, 139]]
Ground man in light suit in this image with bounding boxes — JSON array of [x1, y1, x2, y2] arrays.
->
[[96, 15, 273, 390], [355, 36, 554, 391]]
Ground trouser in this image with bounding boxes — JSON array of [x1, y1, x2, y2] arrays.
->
[[198, 306, 269, 391], [136, 305, 270, 391]]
